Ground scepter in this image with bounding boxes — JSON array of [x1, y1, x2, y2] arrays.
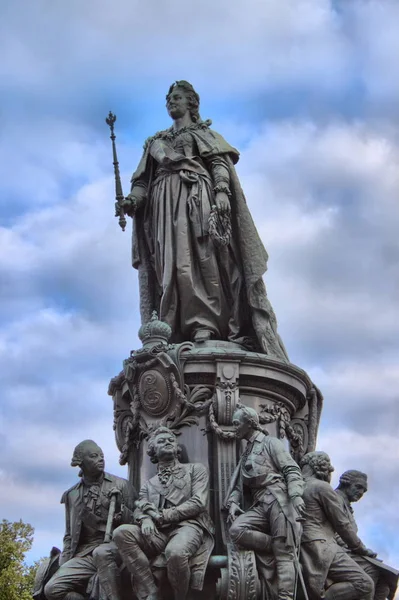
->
[[105, 111, 126, 232]]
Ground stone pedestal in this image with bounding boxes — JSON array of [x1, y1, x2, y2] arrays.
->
[[108, 332, 322, 600]]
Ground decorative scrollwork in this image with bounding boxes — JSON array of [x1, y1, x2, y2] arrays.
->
[[225, 541, 259, 600], [159, 376, 213, 431], [138, 369, 171, 416], [117, 385, 143, 465]]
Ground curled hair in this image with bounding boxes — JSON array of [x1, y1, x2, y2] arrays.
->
[[71, 440, 100, 467], [338, 470, 367, 490], [166, 80, 201, 122], [301, 451, 334, 481], [147, 426, 180, 464]]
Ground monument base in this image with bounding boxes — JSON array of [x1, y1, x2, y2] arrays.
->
[[108, 331, 322, 600]]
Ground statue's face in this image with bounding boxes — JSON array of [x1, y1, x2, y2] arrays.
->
[[153, 431, 178, 461], [346, 481, 367, 503], [80, 443, 105, 477], [166, 88, 190, 120], [232, 410, 253, 440]]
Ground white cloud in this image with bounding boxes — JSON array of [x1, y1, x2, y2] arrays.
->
[[0, 0, 366, 100]]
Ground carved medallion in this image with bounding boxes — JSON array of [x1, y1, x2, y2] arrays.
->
[[138, 369, 171, 416]]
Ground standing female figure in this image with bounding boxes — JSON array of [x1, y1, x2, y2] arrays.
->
[[124, 81, 287, 361]]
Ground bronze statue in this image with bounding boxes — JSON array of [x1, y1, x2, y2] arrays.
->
[[300, 452, 376, 600], [44, 440, 136, 600], [113, 426, 214, 600], [224, 404, 305, 600], [120, 80, 288, 359], [335, 470, 398, 600]]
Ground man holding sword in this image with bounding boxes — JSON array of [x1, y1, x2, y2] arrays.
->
[[45, 440, 136, 600]]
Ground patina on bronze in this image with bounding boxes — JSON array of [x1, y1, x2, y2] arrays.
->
[[335, 470, 399, 600], [300, 452, 376, 600], [113, 426, 214, 600], [225, 403, 305, 600], [108, 81, 288, 359], [44, 440, 136, 600]]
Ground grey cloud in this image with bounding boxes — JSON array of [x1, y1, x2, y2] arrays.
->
[[233, 120, 399, 366], [3, 0, 398, 119]]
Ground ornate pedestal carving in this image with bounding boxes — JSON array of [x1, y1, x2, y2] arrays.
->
[[108, 332, 322, 600]]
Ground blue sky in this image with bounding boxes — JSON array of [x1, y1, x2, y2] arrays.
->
[[1, 0, 398, 573]]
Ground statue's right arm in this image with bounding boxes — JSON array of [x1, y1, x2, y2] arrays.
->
[[124, 181, 147, 217], [59, 492, 72, 566]]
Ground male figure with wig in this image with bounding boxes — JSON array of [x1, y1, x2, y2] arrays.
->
[[45, 440, 136, 600], [113, 426, 214, 600], [335, 470, 398, 600], [300, 451, 376, 600], [225, 403, 305, 600]]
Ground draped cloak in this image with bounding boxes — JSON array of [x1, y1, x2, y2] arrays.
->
[[130, 121, 288, 361]]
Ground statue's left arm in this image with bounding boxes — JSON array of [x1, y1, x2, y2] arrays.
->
[[161, 464, 209, 525], [207, 156, 231, 193], [206, 156, 232, 213]]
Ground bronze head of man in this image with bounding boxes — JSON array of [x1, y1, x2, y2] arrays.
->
[[147, 426, 181, 464], [337, 470, 368, 503], [301, 451, 335, 483], [71, 440, 105, 478], [232, 404, 264, 440]]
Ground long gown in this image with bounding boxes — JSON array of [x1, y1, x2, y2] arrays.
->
[[131, 121, 288, 361]]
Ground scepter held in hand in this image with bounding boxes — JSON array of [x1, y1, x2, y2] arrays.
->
[[105, 111, 126, 232]]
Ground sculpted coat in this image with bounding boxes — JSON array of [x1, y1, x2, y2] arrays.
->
[[225, 430, 304, 600], [301, 477, 374, 600], [226, 431, 303, 537], [45, 468, 136, 600], [60, 472, 135, 563], [133, 461, 215, 591]]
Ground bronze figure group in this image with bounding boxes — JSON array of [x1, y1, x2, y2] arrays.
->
[[41, 417, 397, 600], [37, 81, 397, 600]]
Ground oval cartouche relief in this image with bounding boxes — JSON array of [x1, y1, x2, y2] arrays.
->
[[138, 369, 171, 416]]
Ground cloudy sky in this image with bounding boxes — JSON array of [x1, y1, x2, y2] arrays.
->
[[1, 0, 399, 574]]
